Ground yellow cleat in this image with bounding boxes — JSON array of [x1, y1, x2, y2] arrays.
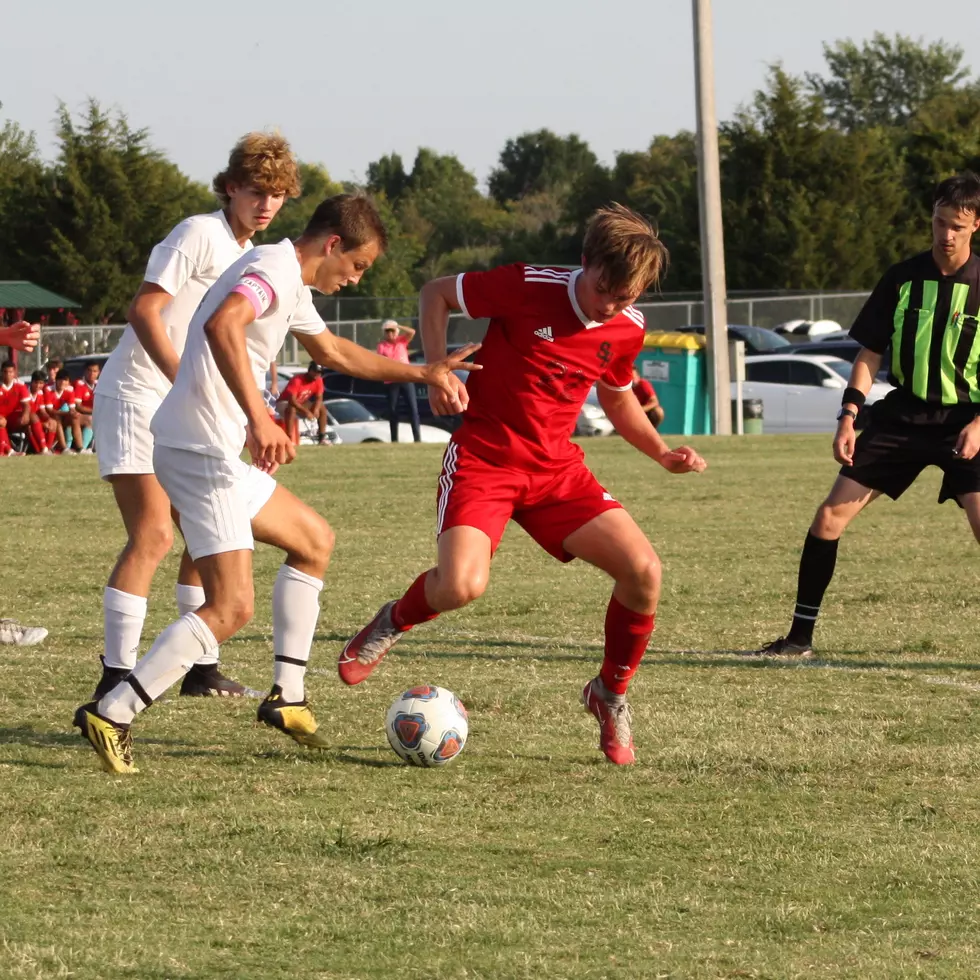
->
[[257, 686, 331, 749], [73, 702, 138, 774]]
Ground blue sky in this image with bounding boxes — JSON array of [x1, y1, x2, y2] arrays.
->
[[4, 0, 978, 188]]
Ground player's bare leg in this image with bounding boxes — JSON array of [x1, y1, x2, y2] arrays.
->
[[250, 485, 334, 746], [958, 492, 980, 544], [78, 548, 255, 772], [564, 509, 660, 765], [339, 526, 492, 686], [757, 475, 879, 657], [315, 403, 329, 444], [95, 474, 174, 698]]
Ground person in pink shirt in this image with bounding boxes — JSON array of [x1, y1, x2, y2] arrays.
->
[[376, 319, 421, 442]]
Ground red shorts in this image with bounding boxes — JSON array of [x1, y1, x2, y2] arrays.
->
[[435, 440, 622, 562]]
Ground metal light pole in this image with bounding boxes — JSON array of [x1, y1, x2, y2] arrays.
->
[[693, 0, 731, 434]]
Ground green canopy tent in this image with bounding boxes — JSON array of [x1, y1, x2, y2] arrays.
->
[[0, 281, 82, 367]]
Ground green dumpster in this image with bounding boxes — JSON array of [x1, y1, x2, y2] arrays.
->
[[635, 332, 710, 435]]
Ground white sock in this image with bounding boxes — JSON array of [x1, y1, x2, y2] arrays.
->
[[99, 613, 218, 725], [103, 587, 147, 670], [272, 565, 323, 702], [175, 583, 218, 667]]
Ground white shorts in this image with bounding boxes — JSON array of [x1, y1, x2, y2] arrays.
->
[[153, 445, 277, 561], [94, 394, 157, 479]]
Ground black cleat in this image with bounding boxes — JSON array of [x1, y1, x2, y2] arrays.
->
[[753, 636, 814, 658], [92, 656, 131, 700], [179, 662, 248, 697]]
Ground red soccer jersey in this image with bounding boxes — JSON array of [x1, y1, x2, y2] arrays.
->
[[57, 387, 76, 411], [29, 389, 49, 415], [455, 263, 645, 471], [74, 380, 96, 411], [281, 373, 324, 404], [632, 377, 655, 404], [0, 381, 30, 418]]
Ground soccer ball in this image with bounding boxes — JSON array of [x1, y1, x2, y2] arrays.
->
[[385, 685, 468, 767]]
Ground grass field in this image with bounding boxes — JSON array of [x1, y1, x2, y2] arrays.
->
[[3, 436, 980, 980]]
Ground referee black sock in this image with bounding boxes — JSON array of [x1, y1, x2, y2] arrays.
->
[[787, 532, 839, 646]]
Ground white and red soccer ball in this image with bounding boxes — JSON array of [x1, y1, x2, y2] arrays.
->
[[385, 685, 468, 767]]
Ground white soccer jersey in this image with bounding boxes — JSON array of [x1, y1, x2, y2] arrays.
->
[[151, 239, 325, 460], [98, 211, 252, 407]]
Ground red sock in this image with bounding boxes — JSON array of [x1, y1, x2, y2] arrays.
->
[[392, 572, 440, 631], [45, 427, 57, 449], [599, 595, 655, 696], [28, 422, 45, 454], [0, 428, 10, 454]]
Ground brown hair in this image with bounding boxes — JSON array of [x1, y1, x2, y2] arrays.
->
[[212, 132, 301, 206], [934, 172, 980, 217], [300, 193, 389, 253], [582, 202, 668, 296]]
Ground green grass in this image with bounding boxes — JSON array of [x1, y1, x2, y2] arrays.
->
[[3, 436, 980, 979]]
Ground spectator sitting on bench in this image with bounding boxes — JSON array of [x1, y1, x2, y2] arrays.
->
[[0, 360, 30, 456]]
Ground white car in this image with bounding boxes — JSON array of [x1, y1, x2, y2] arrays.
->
[[323, 398, 451, 444], [735, 354, 892, 433]]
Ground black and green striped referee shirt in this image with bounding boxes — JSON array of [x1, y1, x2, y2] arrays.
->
[[850, 250, 980, 407]]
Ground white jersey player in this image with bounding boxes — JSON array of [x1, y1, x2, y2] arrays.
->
[[91, 133, 300, 701], [73, 194, 481, 774]]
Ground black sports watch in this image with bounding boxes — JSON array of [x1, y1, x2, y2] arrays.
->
[[836, 408, 858, 422]]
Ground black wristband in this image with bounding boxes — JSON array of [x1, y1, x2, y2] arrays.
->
[[842, 387, 866, 409]]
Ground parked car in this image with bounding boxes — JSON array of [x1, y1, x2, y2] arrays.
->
[[775, 337, 891, 383], [735, 354, 892, 433], [773, 319, 842, 339], [323, 398, 450, 444], [674, 323, 793, 354]]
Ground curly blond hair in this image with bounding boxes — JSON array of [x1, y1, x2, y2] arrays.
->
[[212, 132, 301, 205]]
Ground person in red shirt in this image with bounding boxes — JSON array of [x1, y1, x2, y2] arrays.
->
[[53, 369, 77, 452], [276, 361, 328, 444], [376, 319, 421, 442], [341, 204, 707, 765], [26, 370, 56, 454], [0, 359, 31, 456], [69, 361, 100, 453], [631, 367, 664, 429], [43, 357, 63, 392]]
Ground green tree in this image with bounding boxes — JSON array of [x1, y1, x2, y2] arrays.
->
[[721, 67, 916, 291], [808, 33, 970, 131], [488, 129, 599, 205], [0, 105, 46, 284], [43, 100, 213, 320], [255, 161, 344, 245]]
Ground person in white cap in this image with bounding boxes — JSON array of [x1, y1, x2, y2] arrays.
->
[[376, 319, 421, 442]]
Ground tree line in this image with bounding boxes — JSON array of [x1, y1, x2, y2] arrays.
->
[[1, 33, 978, 323]]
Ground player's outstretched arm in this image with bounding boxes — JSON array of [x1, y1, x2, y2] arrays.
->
[[598, 384, 706, 473], [0, 322, 40, 353], [296, 329, 481, 410], [128, 284, 181, 384], [204, 293, 296, 469], [419, 277, 470, 416]]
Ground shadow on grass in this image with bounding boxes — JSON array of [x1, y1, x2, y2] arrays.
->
[[0, 726, 199, 749]]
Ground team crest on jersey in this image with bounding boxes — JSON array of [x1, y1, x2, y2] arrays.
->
[[533, 326, 554, 342]]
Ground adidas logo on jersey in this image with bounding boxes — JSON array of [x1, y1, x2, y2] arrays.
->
[[533, 326, 554, 342]]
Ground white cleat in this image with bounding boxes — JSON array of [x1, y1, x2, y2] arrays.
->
[[0, 619, 48, 646]]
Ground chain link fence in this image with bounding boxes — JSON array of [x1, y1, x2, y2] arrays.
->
[[22, 291, 871, 369]]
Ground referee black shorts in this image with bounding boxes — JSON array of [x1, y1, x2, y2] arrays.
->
[[840, 407, 980, 505]]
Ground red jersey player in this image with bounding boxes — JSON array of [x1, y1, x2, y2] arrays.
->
[[68, 361, 100, 453], [0, 360, 31, 456], [276, 361, 328, 444], [340, 204, 706, 765], [27, 371, 56, 454]]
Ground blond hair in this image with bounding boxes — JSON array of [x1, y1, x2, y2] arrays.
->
[[582, 203, 668, 296], [212, 132, 301, 205]]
